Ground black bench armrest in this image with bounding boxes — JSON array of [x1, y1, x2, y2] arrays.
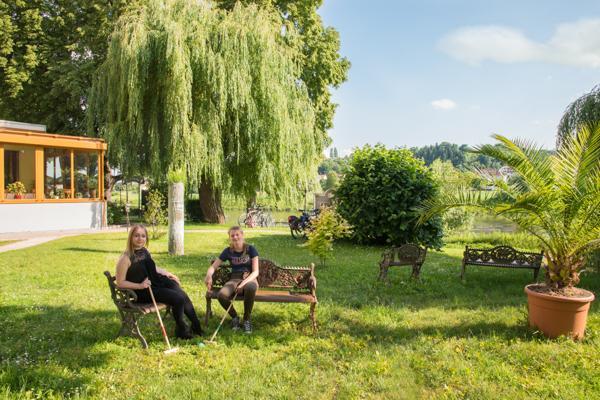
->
[[104, 270, 139, 309]]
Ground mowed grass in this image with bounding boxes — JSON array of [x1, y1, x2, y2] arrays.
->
[[1, 232, 600, 399]]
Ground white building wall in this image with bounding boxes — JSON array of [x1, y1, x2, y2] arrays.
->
[[0, 202, 104, 233]]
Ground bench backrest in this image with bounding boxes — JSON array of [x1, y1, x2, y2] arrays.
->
[[104, 270, 137, 308], [212, 258, 315, 294], [381, 244, 427, 266], [463, 245, 543, 267]]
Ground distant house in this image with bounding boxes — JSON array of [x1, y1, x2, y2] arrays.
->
[[0, 120, 107, 233]]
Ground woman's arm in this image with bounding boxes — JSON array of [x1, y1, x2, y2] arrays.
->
[[156, 266, 180, 285], [237, 256, 259, 290], [115, 255, 150, 290], [205, 258, 222, 290]]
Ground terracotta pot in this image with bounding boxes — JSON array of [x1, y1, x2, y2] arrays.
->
[[14, 194, 22, 199], [525, 284, 595, 339]]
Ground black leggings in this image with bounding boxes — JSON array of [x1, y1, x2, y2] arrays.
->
[[136, 278, 201, 335], [217, 275, 258, 321]]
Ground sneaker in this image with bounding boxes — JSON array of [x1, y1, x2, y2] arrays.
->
[[231, 316, 240, 330], [243, 319, 252, 334]]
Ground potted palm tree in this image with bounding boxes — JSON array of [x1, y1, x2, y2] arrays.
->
[[419, 124, 600, 339]]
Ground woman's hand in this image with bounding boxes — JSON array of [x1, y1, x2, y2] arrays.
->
[[138, 278, 151, 290], [236, 284, 245, 295], [204, 274, 213, 290], [166, 272, 181, 285]]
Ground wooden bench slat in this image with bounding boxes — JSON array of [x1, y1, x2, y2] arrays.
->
[[207, 289, 316, 303]]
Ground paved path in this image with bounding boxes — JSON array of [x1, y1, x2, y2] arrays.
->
[[0, 227, 128, 253], [0, 227, 288, 253]]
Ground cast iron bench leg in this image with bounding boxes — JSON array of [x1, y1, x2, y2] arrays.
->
[[310, 302, 318, 333], [205, 297, 212, 326], [118, 312, 148, 349]]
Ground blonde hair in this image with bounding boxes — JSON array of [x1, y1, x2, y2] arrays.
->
[[228, 226, 248, 253], [126, 224, 149, 258]]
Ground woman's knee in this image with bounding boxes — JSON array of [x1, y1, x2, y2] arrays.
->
[[217, 288, 232, 301], [244, 281, 258, 294]]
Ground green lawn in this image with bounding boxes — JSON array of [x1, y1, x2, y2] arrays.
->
[[1, 232, 599, 399], [0, 240, 17, 247]]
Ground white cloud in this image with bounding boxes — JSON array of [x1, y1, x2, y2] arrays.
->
[[439, 18, 600, 68], [431, 98, 457, 110]]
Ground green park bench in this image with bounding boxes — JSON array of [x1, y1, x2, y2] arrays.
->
[[205, 259, 318, 332], [378, 244, 428, 280], [104, 271, 171, 349], [461, 245, 544, 280]]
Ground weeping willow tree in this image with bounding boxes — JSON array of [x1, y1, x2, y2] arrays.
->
[[557, 85, 600, 148], [89, 0, 321, 253]]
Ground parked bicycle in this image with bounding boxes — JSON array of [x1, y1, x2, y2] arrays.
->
[[238, 205, 275, 228], [288, 209, 319, 238]]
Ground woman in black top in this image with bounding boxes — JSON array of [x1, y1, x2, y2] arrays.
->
[[205, 226, 259, 334], [116, 224, 203, 339]]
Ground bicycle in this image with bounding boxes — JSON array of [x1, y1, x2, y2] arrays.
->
[[238, 205, 274, 228]]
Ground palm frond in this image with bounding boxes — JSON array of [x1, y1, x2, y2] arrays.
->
[[417, 186, 496, 225], [552, 123, 600, 226], [475, 134, 554, 193]]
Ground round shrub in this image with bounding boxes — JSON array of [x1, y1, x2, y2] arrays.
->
[[336, 144, 443, 248]]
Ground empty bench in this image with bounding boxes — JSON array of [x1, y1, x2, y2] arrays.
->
[[461, 245, 543, 280], [378, 244, 427, 280], [206, 259, 318, 331], [104, 271, 171, 348]]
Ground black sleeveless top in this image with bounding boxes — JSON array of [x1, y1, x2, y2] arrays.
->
[[125, 248, 168, 288]]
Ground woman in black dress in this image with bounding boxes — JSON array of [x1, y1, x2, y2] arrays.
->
[[115, 224, 203, 339]]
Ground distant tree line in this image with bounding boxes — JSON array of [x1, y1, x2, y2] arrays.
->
[[409, 142, 504, 169]]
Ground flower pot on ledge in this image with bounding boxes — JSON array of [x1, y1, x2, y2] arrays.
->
[[525, 284, 595, 340]]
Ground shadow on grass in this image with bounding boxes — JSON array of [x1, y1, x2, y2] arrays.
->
[[0, 305, 123, 395]]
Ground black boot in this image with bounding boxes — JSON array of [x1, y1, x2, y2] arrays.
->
[[175, 325, 194, 340], [191, 322, 204, 336]]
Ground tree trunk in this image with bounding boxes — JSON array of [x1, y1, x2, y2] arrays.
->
[[104, 158, 112, 202], [168, 182, 185, 255], [246, 192, 257, 209], [199, 175, 225, 224]]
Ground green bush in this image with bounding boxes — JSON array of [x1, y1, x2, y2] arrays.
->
[[429, 159, 475, 232], [107, 202, 126, 225], [302, 207, 352, 266], [143, 190, 167, 239], [336, 144, 443, 248], [584, 248, 600, 272]]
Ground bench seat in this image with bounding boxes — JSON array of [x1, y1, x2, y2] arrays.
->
[[206, 289, 316, 304]]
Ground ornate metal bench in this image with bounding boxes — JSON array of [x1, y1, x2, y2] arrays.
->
[[205, 259, 318, 331], [104, 271, 171, 348], [378, 244, 427, 280], [461, 245, 543, 280]]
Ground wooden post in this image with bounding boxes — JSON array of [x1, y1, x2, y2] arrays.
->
[[0, 144, 4, 201], [35, 147, 44, 200], [168, 181, 185, 255], [70, 149, 74, 198]]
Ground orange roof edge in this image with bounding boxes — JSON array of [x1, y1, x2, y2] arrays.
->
[[0, 127, 107, 150]]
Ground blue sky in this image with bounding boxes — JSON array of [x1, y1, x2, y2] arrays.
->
[[318, 0, 600, 153]]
